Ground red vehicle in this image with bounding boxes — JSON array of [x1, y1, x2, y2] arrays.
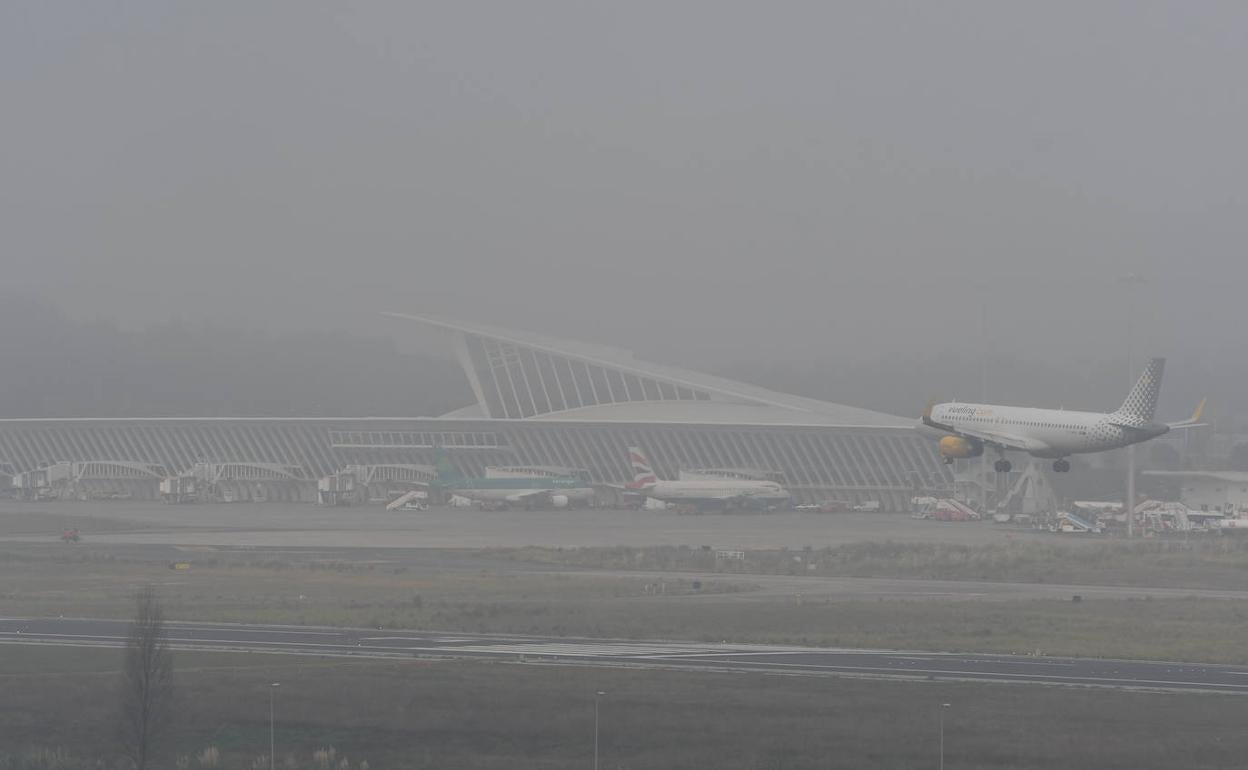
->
[[60, 527, 80, 543], [930, 499, 980, 522]]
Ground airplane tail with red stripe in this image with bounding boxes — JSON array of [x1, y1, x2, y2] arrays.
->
[[627, 447, 658, 489]]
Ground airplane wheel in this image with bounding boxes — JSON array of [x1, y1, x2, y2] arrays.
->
[[1053, 459, 1071, 473], [994, 460, 1012, 473]]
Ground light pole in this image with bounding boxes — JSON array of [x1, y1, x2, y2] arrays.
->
[[269, 682, 280, 770], [594, 690, 606, 770], [938, 702, 951, 770], [979, 302, 990, 513], [1118, 272, 1148, 538]]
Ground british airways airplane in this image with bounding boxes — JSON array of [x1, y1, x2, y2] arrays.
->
[[625, 447, 790, 510], [922, 358, 1205, 473]]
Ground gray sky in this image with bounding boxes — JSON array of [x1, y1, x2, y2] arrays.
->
[[2, 1, 1244, 371]]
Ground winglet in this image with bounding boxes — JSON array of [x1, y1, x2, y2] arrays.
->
[[1168, 398, 1208, 430], [1191, 397, 1206, 424]]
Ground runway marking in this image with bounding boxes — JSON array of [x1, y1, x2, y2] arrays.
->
[[2, 632, 383, 652], [360, 637, 437, 643], [448, 643, 734, 657], [6, 622, 1247, 693], [4, 635, 1242, 691], [687, 658, 1248, 690], [637, 650, 832, 660], [2, 622, 343, 639], [165, 627, 342, 637]]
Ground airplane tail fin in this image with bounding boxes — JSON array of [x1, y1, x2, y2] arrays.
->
[[1114, 357, 1165, 425], [921, 398, 936, 425], [627, 447, 658, 488], [433, 445, 460, 482]]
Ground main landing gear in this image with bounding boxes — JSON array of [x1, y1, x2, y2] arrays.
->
[[993, 459, 1012, 473], [1052, 459, 1071, 473]]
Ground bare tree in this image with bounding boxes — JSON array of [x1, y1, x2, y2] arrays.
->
[[119, 585, 174, 770]]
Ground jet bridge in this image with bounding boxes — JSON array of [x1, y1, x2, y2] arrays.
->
[[317, 464, 436, 506], [0, 462, 14, 498], [162, 462, 314, 503], [12, 460, 166, 501]]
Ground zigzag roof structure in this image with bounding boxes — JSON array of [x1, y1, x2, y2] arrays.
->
[[387, 313, 910, 428]]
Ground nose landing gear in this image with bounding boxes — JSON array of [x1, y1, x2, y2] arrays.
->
[[1052, 459, 1071, 473], [993, 459, 1012, 473]]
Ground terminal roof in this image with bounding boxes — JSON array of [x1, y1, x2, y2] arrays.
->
[[387, 312, 909, 427]]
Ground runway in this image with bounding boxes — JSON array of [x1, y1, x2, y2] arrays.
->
[[5, 616, 1248, 694]]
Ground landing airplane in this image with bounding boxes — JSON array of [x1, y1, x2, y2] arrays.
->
[[922, 358, 1205, 473], [625, 447, 791, 510]]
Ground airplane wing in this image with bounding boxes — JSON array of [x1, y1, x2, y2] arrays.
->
[[503, 490, 553, 504], [922, 402, 1049, 453], [599, 482, 645, 494], [952, 426, 1051, 454], [1167, 398, 1208, 430]]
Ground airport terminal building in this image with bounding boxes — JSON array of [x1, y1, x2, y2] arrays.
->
[[0, 316, 952, 508]]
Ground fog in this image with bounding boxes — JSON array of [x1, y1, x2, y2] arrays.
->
[[3, 2, 1244, 377], [3, 2, 1245, 424], [7, 7, 1248, 766]]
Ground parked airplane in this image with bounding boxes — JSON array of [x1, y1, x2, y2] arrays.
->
[[922, 358, 1205, 473], [431, 449, 593, 508], [625, 447, 790, 510]]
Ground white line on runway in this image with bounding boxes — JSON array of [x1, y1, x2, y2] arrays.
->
[[448, 643, 732, 656], [359, 637, 436, 643], [695, 658, 1248, 690], [657, 651, 1079, 668], [163, 626, 343, 637]]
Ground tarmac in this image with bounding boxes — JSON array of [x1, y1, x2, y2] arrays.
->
[[5, 616, 1247, 694], [0, 500, 1091, 549]]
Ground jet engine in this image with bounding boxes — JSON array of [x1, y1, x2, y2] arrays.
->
[[549, 495, 570, 509], [939, 435, 984, 459]]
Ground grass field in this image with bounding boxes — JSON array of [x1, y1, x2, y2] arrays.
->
[[4, 644, 1248, 770], [0, 542, 738, 621], [10, 543, 1248, 663], [483, 538, 1248, 590], [8, 509, 1248, 767]]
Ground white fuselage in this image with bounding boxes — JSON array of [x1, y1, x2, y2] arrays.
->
[[640, 479, 790, 505], [929, 403, 1168, 459], [460, 486, 595, 504]]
